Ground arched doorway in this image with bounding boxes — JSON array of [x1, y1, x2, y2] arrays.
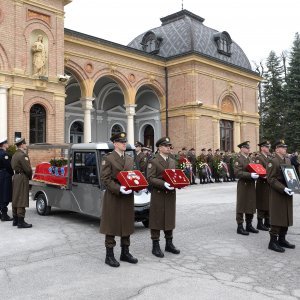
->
[[30, 104, 46, 143], [143, 125, 154, 150], [70, 121, 84, 143]]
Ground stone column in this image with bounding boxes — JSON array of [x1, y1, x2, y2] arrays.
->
[[234, 122, 241, 152], [80, 97, 94, 143], [125, 104, 136, 145], [0, 87, 8, 139]]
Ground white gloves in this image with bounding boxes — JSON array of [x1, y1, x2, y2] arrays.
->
[[120, 186, 132, 194], [251, 173, 259, 179], [164, 182, 175, 190], [284, 187, 294, 196]]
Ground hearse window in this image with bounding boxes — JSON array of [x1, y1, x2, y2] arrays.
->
[[73, 152, 98, 184]]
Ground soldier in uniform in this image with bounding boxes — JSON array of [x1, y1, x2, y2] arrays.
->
[[187, 148, 197, 184], [255, 140, 272, 231], [213, 149, 221, 182], [134, 141, 147, 174], [147, 137, 180, 258], [267, 140, 295, 253], [197, 148, 207, 184], [11, 138, 32, 228], [207, 148, 213, 182], [234, 141, 259, 235], [0, 138, 14, 221], [100, 132, 138, 267]]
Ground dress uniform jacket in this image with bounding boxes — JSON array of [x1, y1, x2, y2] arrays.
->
[[255, 153, 271, 211], [234, 154, 256, 214], [100, 151, 135, 237], [147, 154, 176, 231], [267, 154, 293, 227], [135, 152, 147, 174], [0, 149, 14, 206], [11, 149, 32, 208]]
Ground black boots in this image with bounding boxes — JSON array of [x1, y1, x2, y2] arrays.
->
[[17, 217, 32, 229], [246, 222, 259, 233], [152, 240, 164, 257], [1, 212, 13, 221], [257, 218, 269, 231], [165, 238, 180, 254], [237, 223, 249, 235], [105, 247, 120, 267], [120, 245, 138, 264], [268, 234, 285, 253], [12, 216, 18, 226], [278, 235, 295, 249]]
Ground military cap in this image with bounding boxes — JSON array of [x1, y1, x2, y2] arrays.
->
[[182, 147, 187, 151], [15, 137, 26, 146], [190, 147, 195, 151], [134, 141, 144, 147], [215, 149, 220, 152], [201, 148, 206, 151], [237, 141, 250, 149], [110, 132, 127, 143], [258, 140, 271, 148], [156, 137, 172, 147], [207, 148, 212, 151], [142, 146, 152, 152], [0, 137, 8, 145], [273, 139, 287, 148]]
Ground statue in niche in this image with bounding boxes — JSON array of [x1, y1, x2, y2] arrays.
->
[[32, 35, 47, 77]]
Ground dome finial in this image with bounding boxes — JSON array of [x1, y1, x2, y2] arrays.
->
[[181, 0, 184, 10]]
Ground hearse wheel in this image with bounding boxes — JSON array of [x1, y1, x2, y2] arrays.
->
[[36, 194, 51, 216]]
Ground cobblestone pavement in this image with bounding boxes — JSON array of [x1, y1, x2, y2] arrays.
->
[[0, 182, 299, 300]]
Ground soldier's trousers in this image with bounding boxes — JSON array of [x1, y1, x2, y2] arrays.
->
[[105, 235, 130, 248], [236, 213, 253, 224], [151, 229, 173, 240], [270, 226, 288, 236], [257, 209, 269, 219], [12, 207, 26, 218]]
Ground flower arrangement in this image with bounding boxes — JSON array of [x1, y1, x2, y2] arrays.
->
[[49, 157, 67, 167]]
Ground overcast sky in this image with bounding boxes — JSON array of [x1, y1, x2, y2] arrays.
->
[[64, 0, 300, 68]]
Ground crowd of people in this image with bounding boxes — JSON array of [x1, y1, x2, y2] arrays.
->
[[0, 134, 298, 269]]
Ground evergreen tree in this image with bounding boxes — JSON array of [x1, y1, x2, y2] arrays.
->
[[285, 33, 300, 151], [260, 51, 285, 142]]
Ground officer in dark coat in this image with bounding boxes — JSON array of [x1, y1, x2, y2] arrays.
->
[[11, 138, 33, 228], [100, 132, 138, 267], [0, 138, 13, 221], [234, 141, 259, 235], [187, 148, 197, 184], [267, 140, 295, 253], [147, 137, 180, 258], [255, 140, 272, 231], [134, 141, 147, 174]]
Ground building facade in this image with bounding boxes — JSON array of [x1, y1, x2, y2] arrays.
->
[[0, 0, 261, 157]]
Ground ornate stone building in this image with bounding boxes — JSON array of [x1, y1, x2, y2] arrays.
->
[[0, 0, 260, 155]]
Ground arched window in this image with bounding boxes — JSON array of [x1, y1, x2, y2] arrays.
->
[[214, 31, 232, 57], [30, 104, 46, 143], [144, 125, 154, 151], [70, 121, 84, 143], [220, 120, 233, 151], [141, 31, 163, 55], [111, 124, 123, 137]]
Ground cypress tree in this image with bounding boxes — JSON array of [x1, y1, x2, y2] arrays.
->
[[260, 51, 285, 142], [285, 33, 300, 151]]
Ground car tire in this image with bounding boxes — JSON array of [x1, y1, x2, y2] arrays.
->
[[142, 219, 149, 228], [36, 194, 51, 216]]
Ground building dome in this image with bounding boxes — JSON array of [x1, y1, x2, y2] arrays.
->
[[128, 10, 252, 70]]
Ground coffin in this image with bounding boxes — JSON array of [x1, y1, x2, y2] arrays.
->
[[162, 169, 190, 188], [33, 162, 69, 186], [247, 163, 267, 177], [117, 170, 148, 191]]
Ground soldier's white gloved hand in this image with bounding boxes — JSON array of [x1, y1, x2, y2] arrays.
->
[[120, 186, 132, 194], [251, 173, 259, 179], [164, 182, 175, 190], [141, 188, 148, 193], [284, 187, 294, 196]]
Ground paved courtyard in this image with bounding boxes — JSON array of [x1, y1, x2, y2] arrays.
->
[[0, 182, 300, 300]]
